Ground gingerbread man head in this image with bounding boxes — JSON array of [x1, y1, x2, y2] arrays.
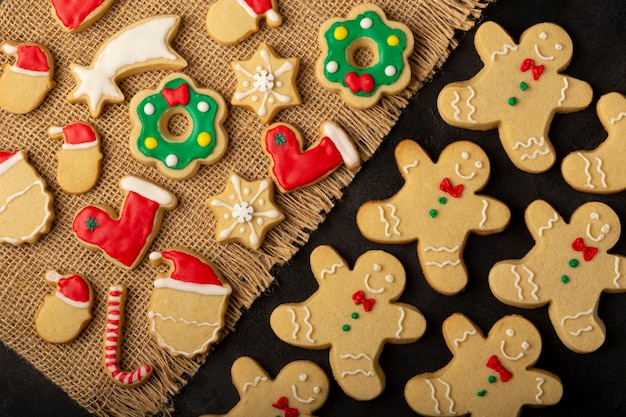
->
[[519, 23, 574, 69]]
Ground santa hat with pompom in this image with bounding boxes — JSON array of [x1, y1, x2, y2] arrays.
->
[[149, 250, 232, 296], [1, 42, 50, 77], [46, 271, 91, 309], [0, 150, 24, 177], [48, 122, 99, 151]]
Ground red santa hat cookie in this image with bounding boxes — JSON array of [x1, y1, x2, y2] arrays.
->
[[49, 0, 116, 33], [206, 0, 282, 45]]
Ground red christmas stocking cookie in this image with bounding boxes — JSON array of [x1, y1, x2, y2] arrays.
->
[[72, 176, 177, 269], [262, 121, 360, 193], [206, 0, 282, 46]]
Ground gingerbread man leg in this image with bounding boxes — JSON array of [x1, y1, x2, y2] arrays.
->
[[548, 301, 606, 353], [417, 238, 468, 296]]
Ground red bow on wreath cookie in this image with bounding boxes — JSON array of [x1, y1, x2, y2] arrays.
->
[[272, 397, 299, 417], [572, 237, 598, 261]]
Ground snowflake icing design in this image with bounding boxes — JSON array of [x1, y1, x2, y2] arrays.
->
[[208, 174, 284, 250], [232, 43, 300, 123]]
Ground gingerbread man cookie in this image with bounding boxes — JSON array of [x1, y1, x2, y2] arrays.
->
[[206, 0, 282, 46], [489, 200, 626, 353], [356, 140, 510, 295], [200, 356, 328, 417], [270, 245, 426, 400], [437, 22, 593, 173], [405, 314, 562, 417], [562, 92, 626, 193]]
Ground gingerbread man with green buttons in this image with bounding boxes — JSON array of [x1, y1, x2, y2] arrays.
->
[[489, 200, 626, 353], [405, 314, 562, 417], [438, 22, 592, 173], [357, 139, 510, 295], [270, 245, 426, 400]]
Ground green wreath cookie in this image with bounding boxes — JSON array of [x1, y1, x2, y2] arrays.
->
[[129, 73, 228, 180], [315, 3, 414, 109]]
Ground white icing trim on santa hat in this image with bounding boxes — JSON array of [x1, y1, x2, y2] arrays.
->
[[0, 150, 23, 176], [56, 291, 90, 309], [322, 121, 360, 169], [48, 126, 64, 136], [120, 176, 175, 206], [61, 140, 98, 151], [9, 66, 49, 77], [154, 278, 232, 296]]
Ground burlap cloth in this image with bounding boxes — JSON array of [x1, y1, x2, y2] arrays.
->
[[0, 0, 489, 415]]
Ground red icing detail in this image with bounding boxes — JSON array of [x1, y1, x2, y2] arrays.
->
[[0, 150, 19, 165], [486, 355, 513, 382], [72, 191, 161, 268], [439, 178, 464, 198], [244, 0, 274, 14], [162, 83, 190, 107], [160, 250, 223, 286], [572, 237, 598, 261], [50, 0, 105, 30], [264, 124, 343, 192], [62, 122, 97, 145], [520, 58, 544, 81], [272, 396, 299, 417], [15, 45, 49, 72], [57, 274, 90, 304], [352, 289, 375, 312], [344, 71, 374, 93]]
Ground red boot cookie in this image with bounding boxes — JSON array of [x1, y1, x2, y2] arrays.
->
[[262, 121, 360, 193], [72, 176, 177, 269], [206, 0, 282, 46]]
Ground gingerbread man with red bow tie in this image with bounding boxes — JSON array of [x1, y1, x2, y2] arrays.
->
[[489, 200, 626, 353], [405, 314, 562, 417], [437, 22, 592, 173], [270, 245, 426, 400], [357, 139, 511, 295]]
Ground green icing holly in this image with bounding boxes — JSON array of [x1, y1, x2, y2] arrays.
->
[[84, 216, 99, 232], [273, 132, 287, 147]]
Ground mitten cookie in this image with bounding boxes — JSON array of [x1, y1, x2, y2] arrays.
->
[[231, 43, 300, 124], [67, 15, 187, 118], [206, 0, 282, 46], [357, 139, 510, 295], [262, 121, 360, 193], [270, 245, 426, 400], [206, 173, 284, 250], [72, 176, 177, 269], [437, 22, 592, 173], [49, 0, 115, 33], [147, 248, 231, 358], [489, 200, 626, 353], [200, 356, 328, 417], [316, 3, 414, 109], [0, 150, 54, 245], [129, 73, 228, 180], [405, 314, 562, 417], [49, 122, 103, 194], [0, 40, 55, 114], [35, 271, 93, 344], [562, 92, 626, 193]]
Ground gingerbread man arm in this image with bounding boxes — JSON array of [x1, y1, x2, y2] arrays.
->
[[471, 195, 511, 235], [441, 313, 484, 356], [524, 369, 563, 407], [270, 302, 329, 349], [555, 75, 593, 112], [524, 199, 563, 242], [381, 303, 426, 343], [309, 245, 348, 285], [231, 356, 271, 397], [394, 139, 434, 181], [473, 21, 518, 65]]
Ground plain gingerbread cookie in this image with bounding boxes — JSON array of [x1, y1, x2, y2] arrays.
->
[[270, 245, 426, 400], [200, 356, 328, 417], [405, 314, 562, 417], [489, 200, 626, 353], [356, 139, 510, 295], [437, 21, 592, 173], [562, 92, 626, 193]]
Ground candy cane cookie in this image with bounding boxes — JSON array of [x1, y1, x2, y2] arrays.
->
[[104, 285, 153, 388]]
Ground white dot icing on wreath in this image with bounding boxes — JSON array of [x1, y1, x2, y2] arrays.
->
[[360, 17, 373, 29], [384, 65, 397, 76], [326, 61, 339, 73], [144, 103, 155, 115], [165, 154, 178, 167], [197, 101, 209, 112]]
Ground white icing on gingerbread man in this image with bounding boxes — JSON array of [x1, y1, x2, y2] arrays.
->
[[270, 245, 426, 400], [199, 356, 328, 417], [562, 92, 626, 193], [489, 200, 626, 353], [437, 22, 592, 173], [357, 140, 510, 295], [405, 314, 562, 417]]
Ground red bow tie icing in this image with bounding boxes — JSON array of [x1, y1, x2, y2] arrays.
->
[[520, 58, 544, 81], [162, 83, 190, 107], [352, 290, 376, 312], [572, 237, 598, 261], [486, 355, 513, 382], [344, 71, 375, 94], [272, 397, 299, 417], [439, 177, 464, 198]]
